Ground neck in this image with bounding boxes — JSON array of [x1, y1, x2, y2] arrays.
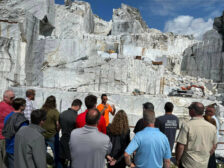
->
[[86, 124, 97, 127], [102, 102, 106, 105], [165, 112, 172, 115], [71, 106, 78, 111], [192, 115, 203, 118], [146, 123, 155, 128]]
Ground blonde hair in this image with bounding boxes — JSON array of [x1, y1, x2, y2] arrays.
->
[[109, 110, 129, 135]]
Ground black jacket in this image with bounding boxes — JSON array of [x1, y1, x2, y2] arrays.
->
[[2, 113, 29, 139], [106, 125, 130, 168], [59, 108, 78, 159]]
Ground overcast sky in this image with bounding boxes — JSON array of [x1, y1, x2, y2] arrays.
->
[[55, 0, 224, 40]]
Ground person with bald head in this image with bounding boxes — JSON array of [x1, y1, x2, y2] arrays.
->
[[0, 90, 15, 168], [176, 102, 217, 168], [70, 108, 112, 168]]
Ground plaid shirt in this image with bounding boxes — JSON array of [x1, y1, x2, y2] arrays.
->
[[24, 98, 35, 122]]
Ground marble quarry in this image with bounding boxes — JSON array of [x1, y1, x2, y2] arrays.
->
[[1, 0, 224, 154]]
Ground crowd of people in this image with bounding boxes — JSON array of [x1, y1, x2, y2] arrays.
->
[[0, 89, 219, 168]]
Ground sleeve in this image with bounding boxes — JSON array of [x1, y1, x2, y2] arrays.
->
[[97, 104, 103, 112], [155, 118, 160, 128], [134, 119, 144, 134], [176, 123, 188, 145], [32, 136, 46, 168], [106, 137, 112, 155], [177, 117, 180, 129], [125, 135, 140, 155], [213, 128, 218, 144], [99, 116, 106, 134], [108, 105, 112, 112], [163, 136, 172, 159]]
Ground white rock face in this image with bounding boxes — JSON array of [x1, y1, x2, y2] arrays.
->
[[94, 15, 112, 35], [181, 29, 224, 82], [53, 2, 94, 38], [112, 4, 149, 35]]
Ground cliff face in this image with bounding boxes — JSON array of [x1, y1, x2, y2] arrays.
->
[[181, 12, 224, 83], [0, 0, 222, 122]]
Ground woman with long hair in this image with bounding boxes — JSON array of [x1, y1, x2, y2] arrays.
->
[[41, 95, 60, 167], [106, 110, 130, 168]]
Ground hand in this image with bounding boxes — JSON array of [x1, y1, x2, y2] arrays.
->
[[110, 159, 117, 166], [130, 163, 136, 168]]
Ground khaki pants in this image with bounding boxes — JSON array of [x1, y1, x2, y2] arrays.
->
[[0, 139, 6, 168]]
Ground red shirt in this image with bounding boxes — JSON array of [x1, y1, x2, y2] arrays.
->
[[76, 110, 106, 134], [0, 101, 14, 139]]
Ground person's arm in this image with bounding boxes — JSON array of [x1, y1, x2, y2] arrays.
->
[[175, 143, 185, 166], [164, 159, 170, 168], [210, 144, 217, 155], [124, 152, 136, 168], [32, 136, 46, 168], [110, 104, 116, 116]]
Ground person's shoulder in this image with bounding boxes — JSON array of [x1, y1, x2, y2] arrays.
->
[[97, 130, 110, 141], [77, 111, 86, 118], [97, 104, 103, 109]]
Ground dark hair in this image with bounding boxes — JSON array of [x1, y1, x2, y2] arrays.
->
[[143, 102, 154, 111], [12, 98, 26, 110], [31, 109, 47, 125], [85, 95, 97, 109], [42, 95, 56, 111], [189, 102, 204, 115], [71, 99, 82, 107], [101, 94, 107, 99], [164, 102, 174, 112], [26, 89, 35, 97], [86, 108, 101, 125]]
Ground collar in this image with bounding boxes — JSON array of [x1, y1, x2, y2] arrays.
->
[[145, 127, 159, 131], [84, 125, 98, 130], [191, 116, 204, 120], [29, 124, 45, 133], [68, 108, 77, 113]]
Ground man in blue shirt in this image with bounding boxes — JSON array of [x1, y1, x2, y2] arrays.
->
[[124, 109, 171, 168]]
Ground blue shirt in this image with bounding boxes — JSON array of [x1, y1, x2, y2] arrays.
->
[[4, 112, 28, 154], [125, 127, 171, 168]]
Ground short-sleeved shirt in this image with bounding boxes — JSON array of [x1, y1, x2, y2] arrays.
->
[[41, 109, 59, 139], [155, 114, 179, 150], [125, 127, 171, 168], [97, 104, 112, 126], [76, 110, 106, 134], [133, 118, 145, 134], [24, 98, 35, 122], [176, 117, 217, 168], [69, 125, 112, 168], [0, 101, 14, 139]]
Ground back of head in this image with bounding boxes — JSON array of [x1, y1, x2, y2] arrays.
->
[[85, 95, 97, 109], [109, 110, 129, 135], [143, 109, 155, 125], [164, 102, 174, 113], [26, 89, 35, 98], [85, 108, 101, 125], [190, 102, 204, 116], [31, 109, 47, 125], [71, 99, 82, 107], [12, 98, 26, 110], [143, 102, 154, 111], [42, 95, 56, 110]]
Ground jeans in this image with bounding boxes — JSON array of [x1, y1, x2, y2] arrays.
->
[[45, 133, 60, 168], [6, 153, 14, 168]]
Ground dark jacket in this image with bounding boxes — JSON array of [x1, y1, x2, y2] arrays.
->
[[106, 125, 130, 168], [59, 108, 78, 159], [2, 113, 29, 139]]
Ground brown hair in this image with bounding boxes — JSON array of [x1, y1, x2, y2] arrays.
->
[[42, 95, 56, 111], [109, 110, 129, 135]]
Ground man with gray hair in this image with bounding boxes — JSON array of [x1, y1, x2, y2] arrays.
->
[[176, 102, 217, 168], [125, 109, 171, 168], [0, 90, 15, 168]]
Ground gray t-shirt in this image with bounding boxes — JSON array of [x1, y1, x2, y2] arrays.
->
[[155, 114, 179, 150], [69, 125, 112, 168]]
